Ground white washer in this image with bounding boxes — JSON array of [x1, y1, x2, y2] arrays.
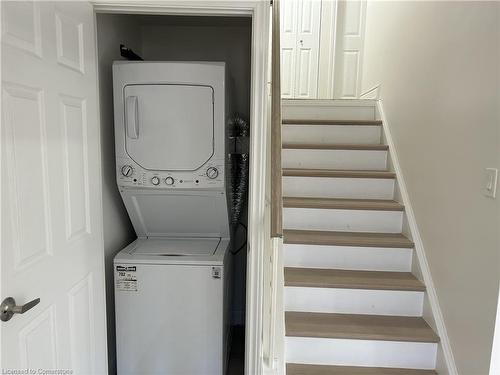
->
[[114, 238, 230, 374], [112, 61, 231, 374]]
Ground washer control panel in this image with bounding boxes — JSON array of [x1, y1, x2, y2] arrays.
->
[[117, 158, 224, 189]]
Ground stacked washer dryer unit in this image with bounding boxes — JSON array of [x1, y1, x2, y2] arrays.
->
[[113, 61, 231, 375]]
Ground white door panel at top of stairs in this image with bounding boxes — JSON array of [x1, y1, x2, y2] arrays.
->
[[282, 124, 381, 145], [280, 0, 321, 99], [283, 176, 395, 200], [285, 337, 438, 370], [284, 244, 413, 272], [283, 207, 403, 233], [282, 149, 388, 170], [284, 287, 424, 317]]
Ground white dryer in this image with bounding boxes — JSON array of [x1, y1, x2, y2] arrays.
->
[[112, 61, 231, 375]]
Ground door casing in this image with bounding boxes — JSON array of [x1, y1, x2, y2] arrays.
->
[[91, 1, 271, 375]]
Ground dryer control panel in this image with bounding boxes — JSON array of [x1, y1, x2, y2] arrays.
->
[[116, 157, 225, 189]]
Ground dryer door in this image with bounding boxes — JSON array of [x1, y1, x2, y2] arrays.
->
[[123, 84, 214, 171]]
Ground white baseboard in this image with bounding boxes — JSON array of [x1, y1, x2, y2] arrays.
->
[[376, 99, 458, 375]]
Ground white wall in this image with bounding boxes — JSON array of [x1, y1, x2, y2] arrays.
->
[[140, 16, 252, 120], [361, 2, 500, 373], [96, 14, 140, 374]]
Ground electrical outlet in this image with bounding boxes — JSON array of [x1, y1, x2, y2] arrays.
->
[[483, 168, 498, 198]]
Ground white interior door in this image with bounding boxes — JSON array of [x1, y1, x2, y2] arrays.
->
[[333, 0, 367, 98], [1, 1, 107, 373], [281, 0, 321, 99]]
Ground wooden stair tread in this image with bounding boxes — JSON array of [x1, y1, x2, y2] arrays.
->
[[283, 119, 382, 126], [286, 364, 437, 375], [283, 229, 414, 248], [283, 197, 404, 211], [285, 268, 425, 291], [285, 312, 440, 343], [283, 168, 396, 179], [282, 143, 388, 151]]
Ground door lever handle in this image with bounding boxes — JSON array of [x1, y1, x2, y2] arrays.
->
[[1, 297, 40, 322]]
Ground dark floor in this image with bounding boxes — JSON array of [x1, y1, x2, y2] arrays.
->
[[227, 326, 245, 374]]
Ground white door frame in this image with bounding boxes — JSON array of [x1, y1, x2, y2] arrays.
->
[[91, 2, 271, 374]]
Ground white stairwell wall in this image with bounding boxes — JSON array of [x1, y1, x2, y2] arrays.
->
[[377, 101, 457, 375], [360, 2, 499, 373]]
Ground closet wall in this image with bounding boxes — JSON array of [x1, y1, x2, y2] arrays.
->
[[96, 13, 252, 372], [140, 15, 252, 119], [96, 13, 140, 374]]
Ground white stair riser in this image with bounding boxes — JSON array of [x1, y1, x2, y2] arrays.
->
[[283, 176, 395, 200], [285, 337, 437, 369], [285, 287, 424, 316], [284, 244, 413, 272], [282, 125, 381, 145], [282, 149, 387, 170], [283, 208, 403, 233], [282, 100, 376, 120]]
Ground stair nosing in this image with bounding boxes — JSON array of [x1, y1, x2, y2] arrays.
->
[[282, 143, 389, 151], [284, 267, 426, 292], [283, 229, 414, 248], [285, 312, 440, 343], [283, 119, 383, 126], [282, 168, 396, 179], [283, 197, 405, 212], [286, 363, 438, 375]]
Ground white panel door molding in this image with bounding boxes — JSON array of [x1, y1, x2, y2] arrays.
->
[[333, 0, 367, 98], [281, 0, 298, 98], [317, 0, 338, 99], [1, 1, 107, 372], [281, 0, 321, 99]]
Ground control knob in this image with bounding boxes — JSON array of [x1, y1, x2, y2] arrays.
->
[[165, 176, 175, 185], [121, 165, 133, 177], [206, 167, 219, 179], [151, 176, 160, 186]]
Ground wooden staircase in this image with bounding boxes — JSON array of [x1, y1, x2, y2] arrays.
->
[[280, 104, 439, 374]]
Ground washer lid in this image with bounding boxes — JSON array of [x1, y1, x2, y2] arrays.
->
[[123, 83, 214, 171], [128, 237, 221, 257]]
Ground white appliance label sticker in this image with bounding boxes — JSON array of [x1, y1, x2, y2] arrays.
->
[[116, 265, 138, 292]]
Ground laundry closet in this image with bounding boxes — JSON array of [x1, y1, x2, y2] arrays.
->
[[95, 13, 252, 374]]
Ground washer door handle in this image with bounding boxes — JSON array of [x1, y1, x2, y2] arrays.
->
[[1, 297, 40, 322]]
